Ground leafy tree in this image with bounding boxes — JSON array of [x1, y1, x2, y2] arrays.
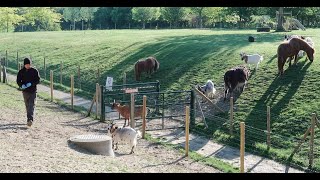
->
[[203, 7, 224, 28], [161, 7, 185, 28], [226, 7, 257, 28], [0, 7, 23, 32], [79, 7, 98, 30], [92, 7, 113, 29], [22, 7, 62, 31], [63, 7, 81, 30], [190, 7, 205, 28], [132, 7, 154, 29]]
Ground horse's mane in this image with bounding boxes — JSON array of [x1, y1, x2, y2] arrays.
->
[[289, 37, 314, 49], [153, 58, 159, 71]]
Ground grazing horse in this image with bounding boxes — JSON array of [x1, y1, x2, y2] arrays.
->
[[134, 57, 160, 81], [277, 37, 315, 75]]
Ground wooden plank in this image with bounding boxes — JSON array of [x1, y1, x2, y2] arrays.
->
[[142, 95, 147, 139], [130, 93, 135, 128], [309, 113, 316, 168], [71, 75, 74, 110], [230, 97, 234, 135], [240, 122, 245, 173], [193, 86, 224, 113], [290, 126, 311, 157], [185, 106, 190, 156], [50, 70, 53, 101], [267, 106, 271, 149], [195, 95, 208, 128], [87, 93, 96, 117]]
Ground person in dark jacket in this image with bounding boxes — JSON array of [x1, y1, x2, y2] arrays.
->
[[16, 58, 40, 127]]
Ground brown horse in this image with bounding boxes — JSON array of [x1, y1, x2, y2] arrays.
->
[[134, 57, 160, 81], [277, 37, 315, 75]]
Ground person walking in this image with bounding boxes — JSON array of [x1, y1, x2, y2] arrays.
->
[[16, 58, 40, 127]]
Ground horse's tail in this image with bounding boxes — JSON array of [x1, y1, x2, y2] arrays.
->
[[134, 62, 139, 81], [154, 59, 159, 72]]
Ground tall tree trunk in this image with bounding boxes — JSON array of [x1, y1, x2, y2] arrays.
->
[[6, 19, 8, 33], [143, 22, 145, 29], [73, 20, 76, 30], [276, 7, 285, 31], [129, 23, 131, 29], [200, 15, 203, 29], [170, 22, 172, 29], [82, 20, 84, 30], [114, 22, 117, 29]]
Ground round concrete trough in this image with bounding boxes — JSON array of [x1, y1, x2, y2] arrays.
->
[[69, 134, 114, 156]]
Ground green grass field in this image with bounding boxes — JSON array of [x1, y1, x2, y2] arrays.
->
[[1, 29, 320, 171]]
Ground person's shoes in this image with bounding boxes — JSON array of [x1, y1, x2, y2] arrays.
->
[[27, 120, 33, 127]]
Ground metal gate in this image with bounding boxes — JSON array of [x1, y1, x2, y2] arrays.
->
[[101, 81, 195, 130]]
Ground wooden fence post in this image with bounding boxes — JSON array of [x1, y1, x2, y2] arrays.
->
[[3, 66, 7, 83], [71, 75, 74, 110], [96, 83, 100, 119], [142, 95, 147, 139], [185, 106, 190, 156], [240, 122, 245, 173], [162, 93, 165, 129], [60, 61, 63, 84], [50, 70, 53, 102], [5, 50, 8, 67], [130, 93, 135, 128], [309, 113, 316, 168], [123, 72, 126, 99], [267, 106, 271, 149], [121, 72, 126, 119], [78, 64, 81, 89], [44, 57, 46, 80], [0, 65, 2, 82], [16, 51, 19, 71], [96, 68, 100, 83], [230, 97, 234, 136], [100, 85, 105, 122]]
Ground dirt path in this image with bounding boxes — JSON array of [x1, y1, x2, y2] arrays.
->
[[5, 73, 304, 173], [0, 83, 220, 173]]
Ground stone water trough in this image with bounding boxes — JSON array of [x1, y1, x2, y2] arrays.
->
[[69, 134, 114, 156]]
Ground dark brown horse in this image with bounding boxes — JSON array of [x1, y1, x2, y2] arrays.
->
[[134, 57, 159, 81], [277, 37, 315, 75]]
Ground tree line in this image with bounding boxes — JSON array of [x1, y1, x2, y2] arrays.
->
[[1, 7, 320, 32]]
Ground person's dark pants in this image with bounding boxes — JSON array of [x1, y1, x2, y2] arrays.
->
[[22, 91, 37, 121]]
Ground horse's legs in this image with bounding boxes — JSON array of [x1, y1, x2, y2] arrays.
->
[[278, 58, 282, 75], [148, 70, 151, 78], [224, 86, 228, 102], [294, 54, 299, 66], [288, 56, 293, 67]]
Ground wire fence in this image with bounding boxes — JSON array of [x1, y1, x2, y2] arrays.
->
[[2, 49, 320, 172], [191, 90, 320, 172]]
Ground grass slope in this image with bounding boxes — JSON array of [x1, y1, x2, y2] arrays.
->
[[1, 29, 320, 170]]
